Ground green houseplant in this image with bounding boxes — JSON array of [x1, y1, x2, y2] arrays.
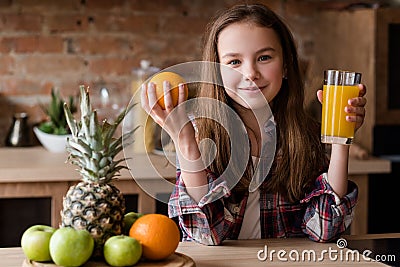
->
[[37, 88, 77, 135], [34, 88, 77, 153]]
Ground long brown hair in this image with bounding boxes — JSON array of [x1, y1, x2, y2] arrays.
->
[[195, 3, 326, 203]]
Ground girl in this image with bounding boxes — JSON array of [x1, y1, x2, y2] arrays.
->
[[141, 3, 366, 245]]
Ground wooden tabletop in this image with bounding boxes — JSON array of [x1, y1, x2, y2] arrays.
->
[[1, 236, 394, 267], [176, 237, 392, 266]]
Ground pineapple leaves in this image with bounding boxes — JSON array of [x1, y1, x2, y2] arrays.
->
[[79, 85, 92, 119], [64, 85, 137, 183], [102, 103, 135, 148], [64, 102, 78, 137], [68, 138, 92, 156]]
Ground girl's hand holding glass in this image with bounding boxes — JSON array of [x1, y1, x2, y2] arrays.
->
[[317, 83, 367, 134]]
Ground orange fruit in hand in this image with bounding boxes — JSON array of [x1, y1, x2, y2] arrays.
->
[[149, 71, 188, 109], [129, 213, 181, 261]]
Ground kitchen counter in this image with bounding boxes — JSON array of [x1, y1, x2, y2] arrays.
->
[[0, 147, 392, 235], [0, 146, 389, 181], [0, 147, 175, 182], [0, 147, 176, 230]]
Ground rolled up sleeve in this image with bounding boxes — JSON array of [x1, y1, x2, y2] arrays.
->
[[301, 173, 358, 242], [168, 170, 234, 245]]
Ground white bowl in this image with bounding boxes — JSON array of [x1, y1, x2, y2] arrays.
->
[[33, 126, 71, 153]]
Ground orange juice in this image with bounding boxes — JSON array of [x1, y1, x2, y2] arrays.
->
[[321, 84, 359, 144]]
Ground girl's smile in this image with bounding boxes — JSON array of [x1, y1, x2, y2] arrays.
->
[[238, 85, 267, 92]]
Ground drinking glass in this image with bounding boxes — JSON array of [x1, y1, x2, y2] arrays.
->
[[321, 70, 362, 145]]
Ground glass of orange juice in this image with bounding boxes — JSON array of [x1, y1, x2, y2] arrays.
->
[[321, 70, 362, 145]]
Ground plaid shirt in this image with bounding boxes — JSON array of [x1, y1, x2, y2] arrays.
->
[[168, 169, 358, 245]]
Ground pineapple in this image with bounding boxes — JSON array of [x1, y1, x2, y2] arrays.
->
[[61, 85, 134, 258]]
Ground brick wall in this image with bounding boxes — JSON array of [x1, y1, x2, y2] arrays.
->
[[0, 0, 378, 145]]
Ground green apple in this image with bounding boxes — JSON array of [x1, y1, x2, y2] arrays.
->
[[49, 227, 94, 267], [21, 224, 56, 262], [123, 212, 143, 235], [104, 235, 142, 266]]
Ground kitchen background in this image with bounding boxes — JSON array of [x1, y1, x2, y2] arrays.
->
[[1, 0, 400, 234], [0, 0, 398, 146]]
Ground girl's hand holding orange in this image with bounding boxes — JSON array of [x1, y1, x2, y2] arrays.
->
[[141, 71, 191, 142], [147, 71, 188, 110]]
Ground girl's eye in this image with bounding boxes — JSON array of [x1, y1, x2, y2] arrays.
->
[[228, 59, 241, 65], [258, 55, 272, 61]]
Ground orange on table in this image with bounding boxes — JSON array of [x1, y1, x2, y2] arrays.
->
[[148, 71, 188, 109], [129, 213, 181, 261]]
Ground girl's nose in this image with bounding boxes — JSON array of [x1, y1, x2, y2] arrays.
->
[[243, 62, 259, 81]]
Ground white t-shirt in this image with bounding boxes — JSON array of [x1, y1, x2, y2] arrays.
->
[[238, 156, 261, 239], [238, 189, 261, 239]]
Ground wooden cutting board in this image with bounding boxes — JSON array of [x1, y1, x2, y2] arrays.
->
[[22, 252, 195, 267]]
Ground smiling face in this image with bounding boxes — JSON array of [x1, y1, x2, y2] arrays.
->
[[217, 22, 285, 110]]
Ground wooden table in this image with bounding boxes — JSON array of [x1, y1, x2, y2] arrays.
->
[[0, 147, 391, 234], [177, 237, 394, 266], [1, 235, 396, 266]]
